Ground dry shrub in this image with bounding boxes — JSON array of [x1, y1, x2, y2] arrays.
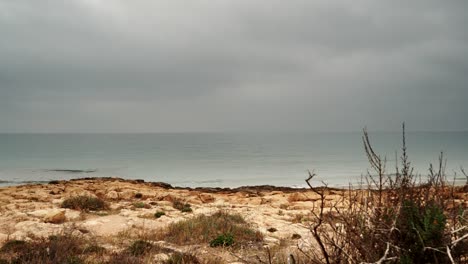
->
[[304, 124, 468, 263], [62, 195, 108, 211], [256, 245, 314, 264], [0, 234, 87, 264], [164, 252, 200, 264], [157, 210, 263, 247]]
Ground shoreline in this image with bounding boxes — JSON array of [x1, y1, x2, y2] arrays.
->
[[1, 176, 318, 193], [1, 177, 466, 262]]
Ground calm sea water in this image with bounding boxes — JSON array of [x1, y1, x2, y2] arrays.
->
[[0, 132, 467, 188]]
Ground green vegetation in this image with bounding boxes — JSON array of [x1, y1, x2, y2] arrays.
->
[[61, 195, 107, 211], [154, 211, 166, 218], [158, 210, 262, 247], [132, 202, 149, 209], [172, 199, 192, 213], [209, 233, 234, 247]]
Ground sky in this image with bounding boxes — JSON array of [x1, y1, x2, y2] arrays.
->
[[1, 0, 467, 133]]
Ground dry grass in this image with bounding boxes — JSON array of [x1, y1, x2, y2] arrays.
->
[[156, 210, 263, 247], [0, 233, 94, 264]]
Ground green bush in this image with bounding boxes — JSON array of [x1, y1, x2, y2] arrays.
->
[[154, 211, 166, 218], [210, 233, 234, 247], [172, 200, 192, 213], [61, 196, 107, 211], [397, 200, 447, 262]]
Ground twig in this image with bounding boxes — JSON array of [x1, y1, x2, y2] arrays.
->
[[451, 226, 467, 234], [306, 170, 331, 264], [451, 232, 468, 247], [446, 246, 455, 264], [360, 242, 396, 264]]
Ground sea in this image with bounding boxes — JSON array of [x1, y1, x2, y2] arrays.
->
[[0, 132, 467, 188]]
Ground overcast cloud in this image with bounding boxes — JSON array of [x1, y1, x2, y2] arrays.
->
[[1, 0, 467, 132]]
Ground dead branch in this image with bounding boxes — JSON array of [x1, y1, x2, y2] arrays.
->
[[306, 170, 331, 264], [360, 243, 397, 264]]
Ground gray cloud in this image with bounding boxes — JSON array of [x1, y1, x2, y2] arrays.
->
[[1, 0, 467, 132]]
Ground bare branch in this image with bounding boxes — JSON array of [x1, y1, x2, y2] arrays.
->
[[360, 243, 396, 264], [305, 170, 331, 264], [446, 246, 455, 264], [451, 232, 468, 247]]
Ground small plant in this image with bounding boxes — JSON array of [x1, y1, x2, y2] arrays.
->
[[133, 202, 149, 209], [210, 233, 234, 247], [172, 199, 192, 213], [127, 240, 153, 256], [154, 211, 166, 218], [180, 206, 192, 213], [61, 195, 107, 211]]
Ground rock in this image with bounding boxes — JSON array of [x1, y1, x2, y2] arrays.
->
[[49, 188, 61, 195], [14, 221, 62, 239], [153, 253, 170, 262], [198, 193, 215, 203], [263, 236, 280, 245], [64, 209, 82, 221], [0, 233, 8, 243], [52, 199, 63, 205], [28, 209, 50, 218], [44, 210, 66, 224], [150, 182, 173, 189], [106, 191, 119, 200], [120, 190, 135, 200]]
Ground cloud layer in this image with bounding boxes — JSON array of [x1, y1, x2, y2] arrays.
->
[[1, 0, 467, 132]]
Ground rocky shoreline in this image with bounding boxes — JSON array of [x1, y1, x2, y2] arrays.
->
[[1, 177, 466, 263], [0, 177, 336, 263]]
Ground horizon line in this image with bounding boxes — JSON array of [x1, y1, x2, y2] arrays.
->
[[1, 130, 468, 134]]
